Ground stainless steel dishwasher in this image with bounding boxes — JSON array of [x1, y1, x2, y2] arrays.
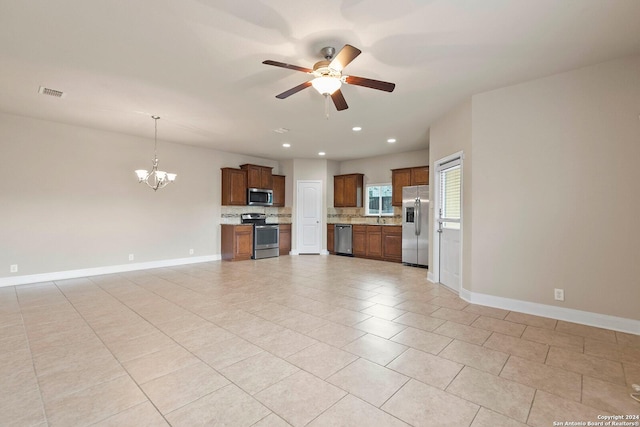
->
[[334, 224, 353, 255]]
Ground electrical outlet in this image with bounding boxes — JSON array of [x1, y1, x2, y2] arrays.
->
[[128, 254, 134, 261], [554, 288, 565, 301], [189, 249, 194, 255], [10, 264, 18, 273]]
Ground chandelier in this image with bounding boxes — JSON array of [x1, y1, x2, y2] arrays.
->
[[135, 116, 176, 191]]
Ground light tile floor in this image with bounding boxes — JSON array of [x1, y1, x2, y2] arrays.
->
[[1, 255, 638, 426]]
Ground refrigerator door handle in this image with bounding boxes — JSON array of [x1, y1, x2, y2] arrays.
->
[[414, 198, 420, 236]]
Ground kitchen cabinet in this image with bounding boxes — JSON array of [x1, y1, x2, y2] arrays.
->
[[329, 224, 402, 263], [272, 174, 285, 207], [391, 166, 429, 206], [366, 226, 383, 259], [221, 168, 247, 206], [334, 173, 364, 207], [327, 224, 334, 254], [411, 166, 429, 185], [221, 224, 253, 261], [241, 164, 273, 189], [279, 224, 291, 256], [352, 225, 366, 257], [382, 225, 402, 263]]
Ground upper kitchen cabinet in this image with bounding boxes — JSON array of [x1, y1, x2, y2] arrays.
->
[[334, 173, 364, 208], [241, 164, 273, 189], [272, 174, 285, 207], [391, 166, 429, 206], [221, 168, 247, 206]]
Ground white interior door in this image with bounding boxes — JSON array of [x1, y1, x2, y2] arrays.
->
[[296, 180, 322, 254], [437, 157, 462, 291]]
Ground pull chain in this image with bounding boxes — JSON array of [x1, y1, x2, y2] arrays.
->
[[324, 95, 330, 120]]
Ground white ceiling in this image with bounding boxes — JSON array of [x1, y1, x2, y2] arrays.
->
[[1, 0, 640, 161]]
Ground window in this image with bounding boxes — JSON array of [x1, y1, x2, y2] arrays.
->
[[439, 163, 461, 229], [366, 184, 393, 216]]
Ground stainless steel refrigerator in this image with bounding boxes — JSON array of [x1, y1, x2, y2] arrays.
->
[[402, 185, 429, 267]]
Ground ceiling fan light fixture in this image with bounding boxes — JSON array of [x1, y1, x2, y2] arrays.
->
[[311, 76, 341, 95]]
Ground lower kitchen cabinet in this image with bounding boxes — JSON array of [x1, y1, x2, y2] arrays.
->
[[279, 224, 291, 256], [366, 226, 383, 259], [221, 224, 253, 261], [329, 224, 402, 263], [352, 225, 366, 257], [382, 225, 402, 263], [327, 224, 334, 254]]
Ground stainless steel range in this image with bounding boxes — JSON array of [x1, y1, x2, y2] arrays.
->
[[241, 213, 279, 259]]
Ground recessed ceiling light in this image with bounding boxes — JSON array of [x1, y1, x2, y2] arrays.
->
[[387, 138, 397, 143], [282, 143, 291, 148], [318, 152, 326, 156], [352, 126, 362, 132]]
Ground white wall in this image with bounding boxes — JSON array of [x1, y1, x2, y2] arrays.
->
[[340, 149, 429, 186], [470, 54, 640, 320], [0, 113, 278, 282]]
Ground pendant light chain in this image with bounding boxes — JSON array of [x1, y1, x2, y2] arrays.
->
[[153, 115, 159, 160]]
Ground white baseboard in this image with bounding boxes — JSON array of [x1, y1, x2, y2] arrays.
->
[[427, 272, 436, 282], [290, 250, 299, 256], [459, 287, 640, 335], [0, 255, 220, 288], [320, 250, 330, 256]]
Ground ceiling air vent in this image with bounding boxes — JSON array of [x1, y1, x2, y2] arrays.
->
[[38, 86, 65, 98]]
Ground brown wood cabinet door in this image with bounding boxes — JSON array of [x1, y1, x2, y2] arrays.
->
[[279, 224, 291, 256], [235, 227, 254, 260], [260, 167, 273, 189], [392, 169, 412, 206], [342, 175, 358, 207], [366, 226, 383, 259], [352, 225, 366, 257], [334, 175, 345, 207], [327, 224, 334, 254], [272, 175, 285, 207], [411, 166, 429, 185], [245, 165, 261, 188], [221, 168, 247, 206], [221, 225, 253, 260], [382, 226, 402, 262], [334, 174, 363, 207]]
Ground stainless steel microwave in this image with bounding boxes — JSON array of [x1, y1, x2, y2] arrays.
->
[[247, 188, 273, 206]]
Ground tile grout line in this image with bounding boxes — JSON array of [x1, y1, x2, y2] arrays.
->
[[87, 276, 287, 418], [13, 285, 50, 427], [53, 279, 173, 426]]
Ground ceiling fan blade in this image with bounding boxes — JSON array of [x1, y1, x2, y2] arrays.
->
[[329, 44, 362, 72], [262, 60, 313, 73], [275, 81, 312, 99], [331, 89, 349, 111], [344, 75, 396, 92]]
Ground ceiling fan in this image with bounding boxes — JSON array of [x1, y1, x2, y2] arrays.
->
[[262, 44, 396, 111]]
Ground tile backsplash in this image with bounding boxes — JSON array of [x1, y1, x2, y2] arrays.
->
[[327, 207, 402, 225], [221, 206, 292, 224], [221, 206, 400, 226]]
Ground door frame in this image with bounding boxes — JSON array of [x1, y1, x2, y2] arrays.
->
[[295, 180, 323, 255], [431, 151, 464, 293]]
